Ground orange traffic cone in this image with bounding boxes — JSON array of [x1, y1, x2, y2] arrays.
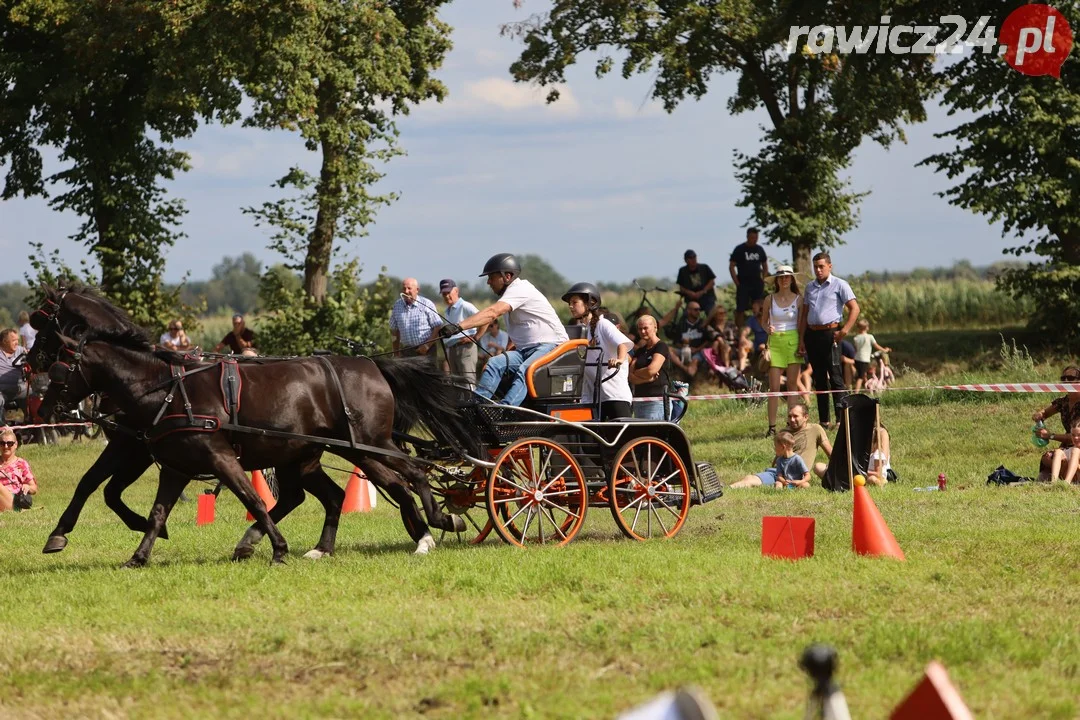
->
[[197, 491, 216, 526], [890, 661, 973, 720], [343, 467, 372, 513], [853, 484, 905, 560], [245, 469, 277, 521]]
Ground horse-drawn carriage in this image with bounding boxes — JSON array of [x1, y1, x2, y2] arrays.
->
[[398, 336, 724, 547]]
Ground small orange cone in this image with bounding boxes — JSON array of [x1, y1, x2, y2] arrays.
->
[[852, 484, 905, 560], [196, 491, 216, 526], [343, 468, 372, 513], [245, 469, 277, 521], [890, 661, 973, 719]]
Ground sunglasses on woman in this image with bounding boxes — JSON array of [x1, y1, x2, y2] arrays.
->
[[1062, 375, 1079, 382], [0, 440, 16, 447]]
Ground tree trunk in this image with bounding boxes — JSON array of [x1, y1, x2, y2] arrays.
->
[[792, 241, 812, 278], [303, 81, 343, 305]]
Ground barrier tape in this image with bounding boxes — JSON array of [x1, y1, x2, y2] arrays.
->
[[635, 382, 1080, 402], [2, 421, 94, 430]]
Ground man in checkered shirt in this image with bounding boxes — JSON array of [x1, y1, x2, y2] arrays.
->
[[390, 277, 443, 368]]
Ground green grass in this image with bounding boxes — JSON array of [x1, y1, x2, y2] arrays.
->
[[2, 386, 1078, 719]]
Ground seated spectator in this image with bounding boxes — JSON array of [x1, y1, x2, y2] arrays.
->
[[866, 423, 893, 486], [1032, 365, 1080, 478], [797, 362, 813, 404], [705, 306, 739, 368], [0, 427, 36, 512], [629, 315, 669, 420], [730, 430, 810, 488], [159, 320, 193, 353], [852, 319, 891, 391], [738, 299, 768, 373], [660, 298, 714, 380], [864, 357, 894, 394], [1048, 421, 1080, 484], [787, 402, 832, 479], [17, 311, 36, 351], [479, 320, 510, 373], [214, 314, 256, 355], [0, 329, 27, 418]]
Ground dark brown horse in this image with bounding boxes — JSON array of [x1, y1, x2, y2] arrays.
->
[[41, 327, 478, 566]]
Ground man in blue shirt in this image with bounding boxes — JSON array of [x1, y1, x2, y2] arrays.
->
[[798, 252, 860, 427], [0, 328, 27, 417], [439, 279, 485, 389], [390, 277, 443, 369], [729, 227, 768, 328]]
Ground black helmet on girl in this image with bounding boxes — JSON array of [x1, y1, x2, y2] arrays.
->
[[561, 282, 601, 309]]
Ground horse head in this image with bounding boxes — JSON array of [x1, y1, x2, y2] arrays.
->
[[28, 283, 139, 373]]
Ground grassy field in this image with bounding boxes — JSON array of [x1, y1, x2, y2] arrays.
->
[[2, 376, 1078, 719]]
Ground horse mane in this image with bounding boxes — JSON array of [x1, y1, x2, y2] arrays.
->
[[45, 282, 141, 332], [83, 326, 153, 351]]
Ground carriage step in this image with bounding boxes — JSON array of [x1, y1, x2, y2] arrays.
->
[[694, 462, 723, 505]]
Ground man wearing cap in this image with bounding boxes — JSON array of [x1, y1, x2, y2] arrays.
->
[[439, 279, 485, 388], [214, 314, 256, 354], [432, 253, 568, 405], [676, 249, 717, 316], [390, 277, 443, 368], [798, 251, 860, 427], [729, 227, 768, 328]]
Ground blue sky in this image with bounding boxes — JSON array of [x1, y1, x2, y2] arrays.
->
[[0, 3, 1024, 287]]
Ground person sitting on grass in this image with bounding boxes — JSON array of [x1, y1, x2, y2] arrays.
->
[[866, 424, 893, 486], [787, 402, 831, 480], [1032, 365, 1080, 480], [1048, 420, 1080, 484], [730, 430, 811, 489], [0, 427, 37, 512]]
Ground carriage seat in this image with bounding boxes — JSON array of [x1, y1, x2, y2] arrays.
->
[[524, 339, 588, 401]]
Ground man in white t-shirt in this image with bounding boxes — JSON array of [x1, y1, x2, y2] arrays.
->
[[434, 253, 568, 405]]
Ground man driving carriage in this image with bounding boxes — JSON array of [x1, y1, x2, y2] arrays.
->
[[432, 253, 568, 405]]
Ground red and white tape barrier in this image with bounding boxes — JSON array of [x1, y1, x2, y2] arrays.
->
[[636, 382, 1080, 402]]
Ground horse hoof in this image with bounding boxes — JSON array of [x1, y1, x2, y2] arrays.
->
[[42, 536, 68, 554], [232, 545, 255, 562], [121, 558, 147, 569], [451, 515, 467, 533], [414, 533, 436, 555], [271, 555, 287, 565], [303, 549, 329, 560]]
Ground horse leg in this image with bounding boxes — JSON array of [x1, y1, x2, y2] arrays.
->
[[209, 455, 290, 564], [103, 458, 165, 538], [352, 456, 434, 555], [297, 465, 345, 560], [44, 440, 129, 553], [122, 469, 189, 569], [232, 465, 305, 561], [381, 453, 465, 534]]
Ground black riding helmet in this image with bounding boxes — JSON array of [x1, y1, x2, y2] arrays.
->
[[479, 253, 521, 278], [561, 282, 601, 309]]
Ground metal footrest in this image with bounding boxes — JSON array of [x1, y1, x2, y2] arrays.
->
[[693, 461, 723, 505]]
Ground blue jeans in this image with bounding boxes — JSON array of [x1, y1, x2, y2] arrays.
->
[[632, 399, 666, 420], [475, 343, 560, 406]]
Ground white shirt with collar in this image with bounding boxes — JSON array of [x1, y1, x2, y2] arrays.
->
[[499, 278, 569, 349]]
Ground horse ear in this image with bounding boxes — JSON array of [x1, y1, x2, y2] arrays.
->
[[56, 332, 78, 347]]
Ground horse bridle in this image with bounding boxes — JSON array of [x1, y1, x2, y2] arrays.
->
[[27, 287, 71, 373], [43, 335, 91, 415]]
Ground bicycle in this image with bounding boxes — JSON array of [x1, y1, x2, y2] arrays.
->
[[627, 279, 674, 325]]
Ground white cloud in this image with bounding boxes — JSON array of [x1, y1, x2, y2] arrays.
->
[[462, 77, 580, 116]]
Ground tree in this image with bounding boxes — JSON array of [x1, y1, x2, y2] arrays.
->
[[516, 253, 568, 297], [920, 13, 1080, 340], [504, 1, 942, 274], [242, 0, 452, 305], [0, 0, 241, 327]]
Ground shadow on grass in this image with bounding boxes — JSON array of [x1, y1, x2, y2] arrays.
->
[[883, 327, 1050, 374]]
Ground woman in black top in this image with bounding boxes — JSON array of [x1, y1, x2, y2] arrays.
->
[[628, 315, 670, 420]]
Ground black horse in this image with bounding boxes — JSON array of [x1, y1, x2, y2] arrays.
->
[[41, 327, 478, 566], [27, 285, 340, 559]]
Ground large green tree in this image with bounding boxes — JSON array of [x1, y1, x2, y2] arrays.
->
[[505, 1, 942, 273], [242, 0, 452, 305], [920, 4, 1080, 340], [0, 0, 243, 326]]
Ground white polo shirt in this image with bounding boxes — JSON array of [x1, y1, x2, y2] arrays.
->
[[581, 318, 634, 405], [499, 278, 569, 349]]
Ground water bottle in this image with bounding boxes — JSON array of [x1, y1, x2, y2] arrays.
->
[[937, 473, 947, 491], [1032, 420, 1050, 448]]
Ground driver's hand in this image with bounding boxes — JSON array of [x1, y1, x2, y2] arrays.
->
[[438, 323, 462, 339]]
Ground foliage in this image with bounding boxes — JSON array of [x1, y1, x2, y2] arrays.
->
[[241, 0, 452, 304], [255, 260, 394, 356], [998, 334, 1036, 379], [179, 253, 264, 315], [920, 4, 1080, 342], [504, 0, 943, 273], [515, 253, 569, 297]]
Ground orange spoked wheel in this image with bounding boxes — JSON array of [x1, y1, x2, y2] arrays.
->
[[436, 475, 496, 545], [486, 438, 588, 547], [608, 437, 691, 541]]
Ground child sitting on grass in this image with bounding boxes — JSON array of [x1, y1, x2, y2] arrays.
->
[[1048, 421, 1080, 484], [731, 430, 811, 488]]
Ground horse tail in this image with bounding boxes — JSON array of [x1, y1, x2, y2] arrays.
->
[[370, 355, 479, 455]]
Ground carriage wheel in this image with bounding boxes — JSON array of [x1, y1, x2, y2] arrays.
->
[[435, 471, 497, 545], [608, 437, 691, 541], [487, 438, 588, 547]]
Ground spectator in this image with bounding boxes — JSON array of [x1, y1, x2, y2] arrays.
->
[[0, 427, 36, 513], [738, 299, 769, 373], [439, 279, 484, 389], [866, 423, 893, 486], [676, 249, 718, 316], [159, 320, 193, 353], [705, 306, 739, 368], [840, 339, 857, 388], [481, 319, 509, 357], [730, 430, 811, 489], [1048, 420, 1080, 484], [864, 357, 895, 394], [629, 315, 670, 420], [763, 265, 802, 438], [214, 314, 257, 355], [1032, 365, 1080, 477], [563, 283, 633, 420], [851, 319, 891, 391], [729, 227, 768, 328], [797, 252, 860, 428], [787, 402, 832, 479], [660, 298, 714, 380], [0, 329, 26, 418], [796, 362, 813, 404], [390, 278, 443, 368], [435, 253, 568, 406], [17, 311, 36, 351]]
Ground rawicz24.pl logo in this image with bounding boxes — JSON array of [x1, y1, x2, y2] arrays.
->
[[786, 4, 1074, 77]]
